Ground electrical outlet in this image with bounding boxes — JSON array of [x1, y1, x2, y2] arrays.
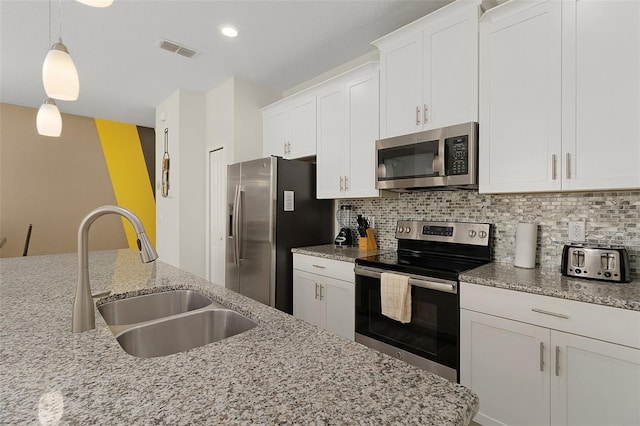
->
[[568, 221, 585, 242]]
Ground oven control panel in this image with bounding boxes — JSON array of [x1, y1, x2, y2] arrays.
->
[[396, 220, 491, 246]]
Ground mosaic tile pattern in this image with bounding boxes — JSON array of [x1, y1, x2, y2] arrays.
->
[[340, 190, 640, 279]]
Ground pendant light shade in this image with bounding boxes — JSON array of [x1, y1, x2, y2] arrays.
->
[[37, 98, 62, 137], [42, 39, 79, 101], [75, 0, 113, 6]]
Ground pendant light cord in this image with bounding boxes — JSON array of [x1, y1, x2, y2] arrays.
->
[[47, 0, 51, 46], [58, 0, 63, 41]]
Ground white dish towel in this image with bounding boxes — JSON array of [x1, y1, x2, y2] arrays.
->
[[380, 272, 411, 323]]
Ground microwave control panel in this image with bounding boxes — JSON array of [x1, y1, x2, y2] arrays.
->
[[444, 135, 468, 176]]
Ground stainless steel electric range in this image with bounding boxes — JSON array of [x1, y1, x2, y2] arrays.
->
[[354, 220, 493, 382]]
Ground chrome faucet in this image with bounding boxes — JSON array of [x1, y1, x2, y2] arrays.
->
[[72, 205, 158, 333]]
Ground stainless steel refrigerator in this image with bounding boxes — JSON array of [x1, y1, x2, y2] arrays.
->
[[226, 156, 334, 314]]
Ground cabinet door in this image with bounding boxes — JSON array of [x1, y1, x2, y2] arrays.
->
[[346, 72, 379, 198], [293, 270, 323, 328], [378, 33, 423, 138], [551, 331, 640, 426], [263, 106, 288, 157], [423, 6, 479, 130], [316, 85, 348, 199], [478, 0, 562, 194], [460, 309, 550, 426], [561, 0, 640, 191], [289, 95, 317, 159], [323, 276, 355, 341]]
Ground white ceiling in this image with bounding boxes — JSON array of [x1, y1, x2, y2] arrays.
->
[[0, 0, 454, 128]]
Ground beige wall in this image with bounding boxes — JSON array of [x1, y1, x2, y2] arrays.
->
[[0, 103, 127, 257]]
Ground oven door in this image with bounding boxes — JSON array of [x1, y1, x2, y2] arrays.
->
[[354, 265, 459, 382]]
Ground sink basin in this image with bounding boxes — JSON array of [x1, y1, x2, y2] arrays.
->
[[98, 289, 217, 326], [114, 308, 257, 358]]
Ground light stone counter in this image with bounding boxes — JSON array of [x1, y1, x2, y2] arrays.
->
[[291, 244, 391, 263], [461, 263, 640, 311], [0, 249, 478, 425]]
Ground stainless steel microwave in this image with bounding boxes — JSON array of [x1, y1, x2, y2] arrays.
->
[[375, 122, 478, 190]]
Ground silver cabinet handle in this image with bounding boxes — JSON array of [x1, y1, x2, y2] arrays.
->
[[314, 283, 319, 300], [555, 346, 560, 376], [539, 342, 545, 372], [566, 153, 571, 179], [344, 176, 349, 191], [531, 308, 570, 319], [319, 284, 324, 301], [312, 264, 326, 269], [423, 104, 428, 123], [339, 176, 344, 191], [416, 106, 420, 125], [552, 154, 557, 180]]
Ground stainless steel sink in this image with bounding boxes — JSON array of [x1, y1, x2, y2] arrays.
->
[[97, 289, 257, 358], [98, 289, 217, 326], [115, 308, 257, 358]]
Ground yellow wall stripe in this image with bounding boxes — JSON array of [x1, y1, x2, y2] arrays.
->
[[95, 119, 156, 248]]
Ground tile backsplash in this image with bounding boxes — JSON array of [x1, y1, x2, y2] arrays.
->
[[341, 190, 640, 279]]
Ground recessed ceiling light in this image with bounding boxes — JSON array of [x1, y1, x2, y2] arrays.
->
[[220, 25, 238, 38]]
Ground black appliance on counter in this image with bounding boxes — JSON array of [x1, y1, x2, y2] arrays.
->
[[354, 220, 493, 383]]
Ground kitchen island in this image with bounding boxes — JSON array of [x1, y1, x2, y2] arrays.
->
[[0, 249, 478, 425]]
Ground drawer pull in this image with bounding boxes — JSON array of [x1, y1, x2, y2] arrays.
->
[[312, 264, 326, 269], [531, 308, 569, 319]]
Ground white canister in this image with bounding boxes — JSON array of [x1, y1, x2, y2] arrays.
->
[[514, 222, 538, 269]]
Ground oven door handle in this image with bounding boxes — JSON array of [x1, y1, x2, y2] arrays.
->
[[354, 265, 457, 294]]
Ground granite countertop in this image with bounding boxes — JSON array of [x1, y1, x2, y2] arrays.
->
[[461, 263, 640, 311], [0, 249, 478, 425], [291, 244, 391, 263]]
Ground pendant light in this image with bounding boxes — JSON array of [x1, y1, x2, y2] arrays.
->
[[36, 98, 62, 137], [75, 0, 113, 7], [42, 0, 79, 101]]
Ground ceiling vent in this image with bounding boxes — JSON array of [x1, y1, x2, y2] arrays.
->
[[159, 39, 199, 59]]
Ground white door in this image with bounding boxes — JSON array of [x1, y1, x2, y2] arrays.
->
[[378, 33, 423, 138], [423, 6, 478, 130], [292, 270, 323, 328], [323, 277, 354, 340], [263, 106, 288, 157], [478, 0, 562, 194], [289, 95, 317, 159], [209, 148, 226, 286], [347, 72, 379, 198], [561, 0, 640, 191], [551, 331, 640, 426], [316, 85, 347, 199], [460, 309, 550, 426]]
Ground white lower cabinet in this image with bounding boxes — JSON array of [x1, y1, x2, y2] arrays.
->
[[292, 254, 354, 340], [460, 282, 640, 426]]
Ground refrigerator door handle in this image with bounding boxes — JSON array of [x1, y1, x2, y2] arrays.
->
[[231, 184, 241, 266], [235, 186, 244, 264]]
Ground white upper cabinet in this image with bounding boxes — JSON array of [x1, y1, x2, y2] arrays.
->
[[375, 0, 480, 139], [479, 0, 640, 194], [479, 0, 562, 193], [561, 0, 640, 191], [316, 64, 379, 199], [263, 93, 317, 159]]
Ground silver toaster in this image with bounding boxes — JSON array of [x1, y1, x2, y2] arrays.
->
[[561, 244, 631, 283]]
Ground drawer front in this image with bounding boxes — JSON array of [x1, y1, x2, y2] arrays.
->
[[293, 254, 355, 283], [460, 282, 640, 349]]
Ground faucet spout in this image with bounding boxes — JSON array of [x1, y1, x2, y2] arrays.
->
[[72, 205, 158, 333]]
